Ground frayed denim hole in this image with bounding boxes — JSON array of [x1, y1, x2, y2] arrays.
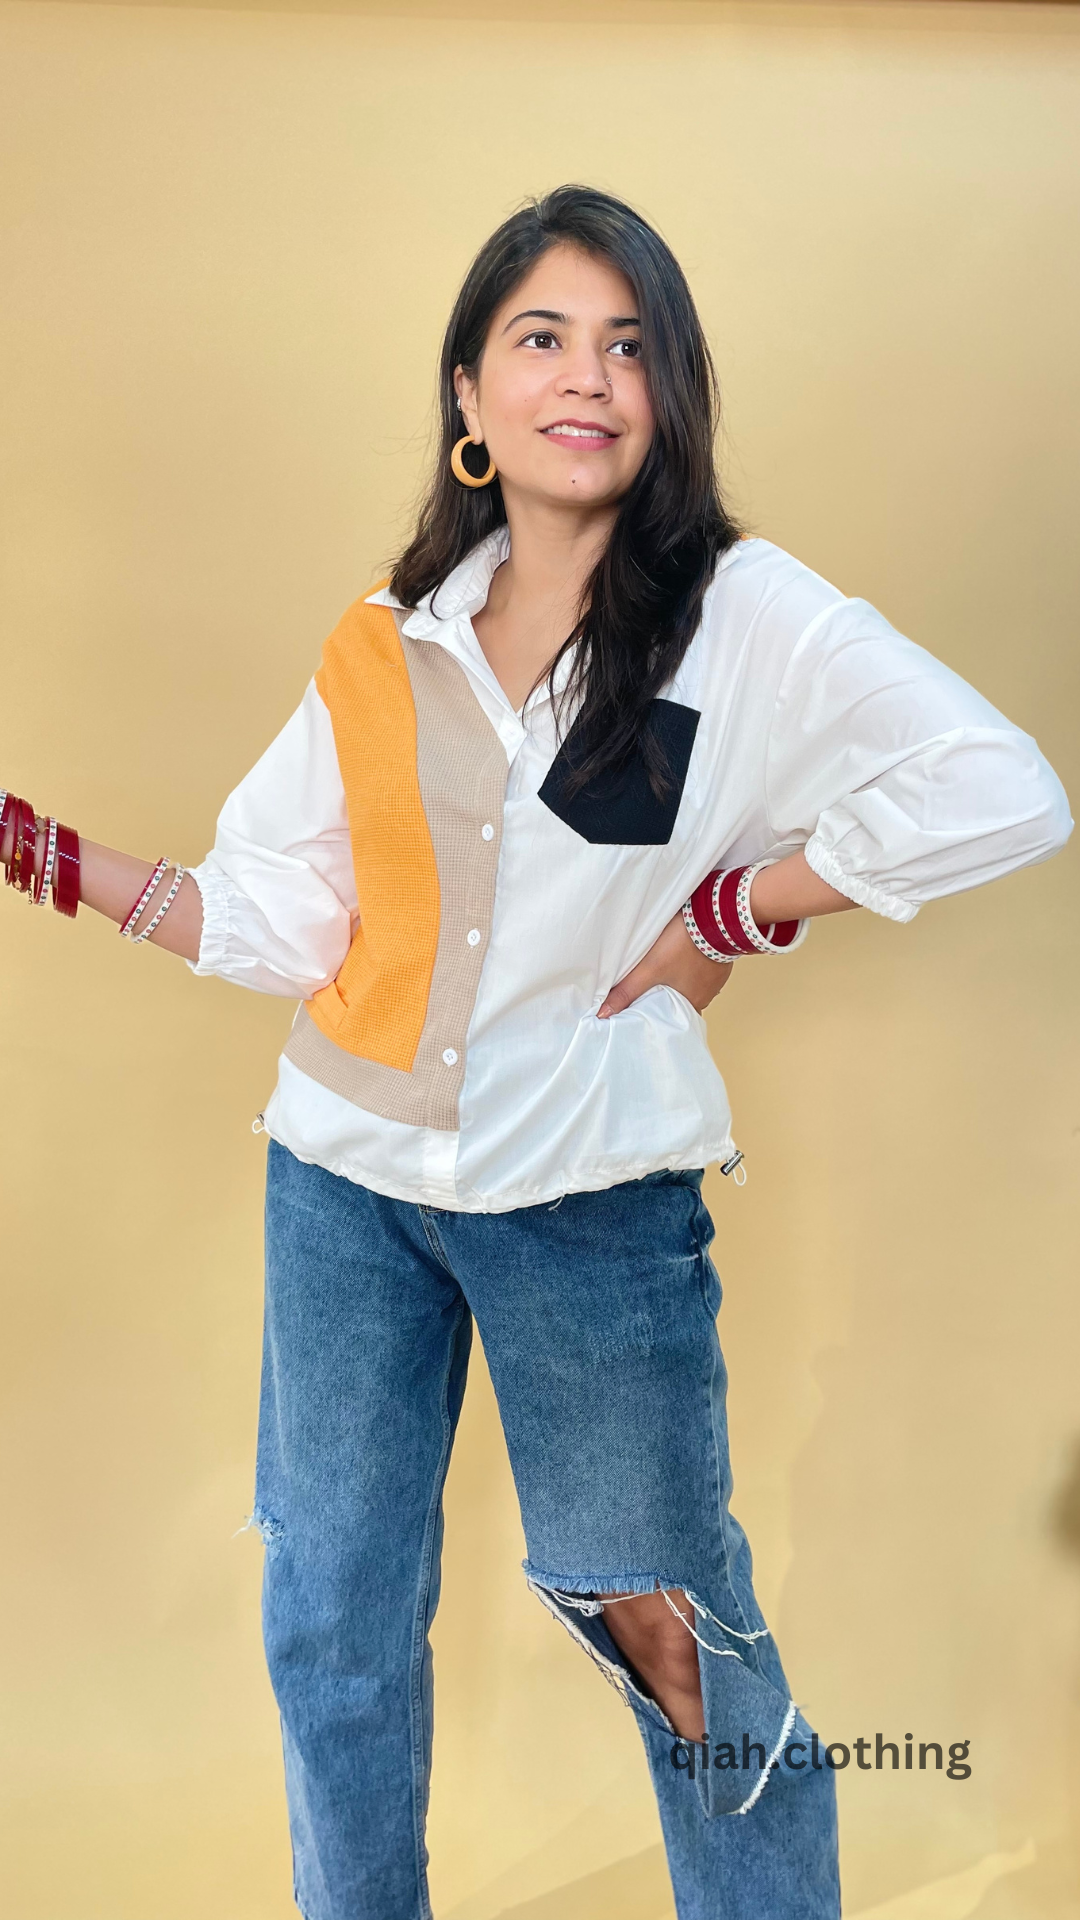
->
[[523, 1572, 678, 1736], [235, 1506, 284, 1553], [523, 1570, 775, 1745]]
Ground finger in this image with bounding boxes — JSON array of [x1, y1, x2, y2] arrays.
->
[[597, 969, 648, 1020]]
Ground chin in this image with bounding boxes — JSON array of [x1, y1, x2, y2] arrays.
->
[[554, 473, 624, 506], [513, 465, 626, 511]]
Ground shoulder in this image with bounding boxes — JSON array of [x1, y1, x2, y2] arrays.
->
[[705, 536, 849, 647], [670, 537, 850, 709], [330, 578, 399, 644], [316, 581, 405, 696]]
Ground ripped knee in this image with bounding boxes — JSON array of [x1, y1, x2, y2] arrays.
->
[[523, 1566, 803, 1819], [522, 1570, 770, 1735], [592, 1587, 704, 1739], [594, 1587, 702, 1677]]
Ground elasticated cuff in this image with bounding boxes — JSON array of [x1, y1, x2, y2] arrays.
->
[[803, 834, 919, 924], [184, 863, 232, 974]]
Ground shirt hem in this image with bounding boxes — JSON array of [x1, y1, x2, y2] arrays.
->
[[259, 1115, 738, 1214]]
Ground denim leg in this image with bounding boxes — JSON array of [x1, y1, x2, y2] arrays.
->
[[255, 1142, 472, 1920], [433, 1171, 840, 1919], [636, 1712, 840, 1920]]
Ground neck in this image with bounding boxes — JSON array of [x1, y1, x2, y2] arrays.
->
[[487, 489, 616, 634]]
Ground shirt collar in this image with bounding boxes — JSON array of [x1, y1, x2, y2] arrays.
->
[[365, 526, 511, 638], [367, 526, 754, 630], [365, 524, 577, 716]]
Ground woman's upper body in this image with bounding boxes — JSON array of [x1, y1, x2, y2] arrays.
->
[[6, 187, 1069, 1206], [185, 522, 1072, 1211]]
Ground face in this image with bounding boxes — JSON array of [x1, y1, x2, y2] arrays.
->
[[454, 244, 655, 515]]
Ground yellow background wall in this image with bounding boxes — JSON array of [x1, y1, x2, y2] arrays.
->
[[1, 2, 1078, 1915]]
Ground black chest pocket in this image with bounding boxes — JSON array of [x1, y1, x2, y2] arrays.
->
[[537, 698, 701, 846]]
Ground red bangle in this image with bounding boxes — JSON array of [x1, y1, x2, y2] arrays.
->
[[3, 795, 32, 888], [7, 797, 22, 887], [687, 860, 806, 960], [711, 871, 760, 960], [23, 807, 40, 896], [2, 793, 19, 884], [714, 867, 761, 954], [52, 823, 80, 918], [10, 797, 38, 895], [688, 869, 744, 957], [763, 917, 801, 950]]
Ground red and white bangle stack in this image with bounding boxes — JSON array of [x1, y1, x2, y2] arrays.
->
[[0, 789, 80, 917], [682, 860, 810, 964]]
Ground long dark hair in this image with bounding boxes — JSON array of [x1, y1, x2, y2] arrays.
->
[[390, 184, 740, 800]]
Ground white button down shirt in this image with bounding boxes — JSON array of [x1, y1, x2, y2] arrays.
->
[[187, 530, 1072, 1211]]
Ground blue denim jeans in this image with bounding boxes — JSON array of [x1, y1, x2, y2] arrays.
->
[[253, 1140, 840, 1919]]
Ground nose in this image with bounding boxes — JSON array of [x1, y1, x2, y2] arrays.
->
[[556, 341, 610, 400]]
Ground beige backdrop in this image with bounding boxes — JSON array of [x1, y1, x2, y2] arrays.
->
[[1, 1, 1078, 1916]]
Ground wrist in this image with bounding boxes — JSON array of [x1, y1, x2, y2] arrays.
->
[[683, 860, 809, 961], [748, 850, 860, 923], [1, 789, 80, 914]]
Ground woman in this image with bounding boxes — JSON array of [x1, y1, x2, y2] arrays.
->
[[2, 185, 1070, 1920]]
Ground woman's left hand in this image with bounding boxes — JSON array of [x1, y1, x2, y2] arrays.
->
[[597, 909, 734, 1020]]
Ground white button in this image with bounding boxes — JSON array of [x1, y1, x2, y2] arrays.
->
[[442, 1047, 458, 1066], [466, 928, 481, 947], [481, 823, 494, 840]]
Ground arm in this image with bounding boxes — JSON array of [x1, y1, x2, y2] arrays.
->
[[596, 852, 856, 1020], [78, 844, 204, 958], [2, 679, 357, 996], [743, 853, 858, 927], [766, 596, 1072, 917], [0, 809, 204, 958], [599, 597, 1072, 1020]]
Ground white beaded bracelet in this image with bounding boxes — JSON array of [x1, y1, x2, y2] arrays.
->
[[35, 816, 58, 906], [734, 862, 810, 955], [734, 863, 781, 953], [132, 864, 186, 944], [119, 857, 170, 938]]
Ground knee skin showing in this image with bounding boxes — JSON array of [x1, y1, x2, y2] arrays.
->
[[596, 1587, 705, 1741]]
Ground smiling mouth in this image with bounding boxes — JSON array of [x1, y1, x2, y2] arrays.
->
[[541, 421, 619, 445]]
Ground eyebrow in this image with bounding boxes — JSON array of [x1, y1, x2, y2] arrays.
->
[[501, 308, 642, 334]]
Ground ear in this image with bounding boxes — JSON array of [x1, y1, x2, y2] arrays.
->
[[453, 364, 482, 443]]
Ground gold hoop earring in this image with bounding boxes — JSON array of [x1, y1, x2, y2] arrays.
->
[[450, 435, 497, 489]]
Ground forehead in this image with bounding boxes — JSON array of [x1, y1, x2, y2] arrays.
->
[[492, 243, 638, 330]]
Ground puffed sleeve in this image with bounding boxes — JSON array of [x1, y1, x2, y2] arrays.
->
[[764, 598, 1073, 922], [185, 678, 356, 995]]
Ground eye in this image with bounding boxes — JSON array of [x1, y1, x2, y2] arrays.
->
[[520, 330, 559, 350], [609, 338, 642, 359]]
